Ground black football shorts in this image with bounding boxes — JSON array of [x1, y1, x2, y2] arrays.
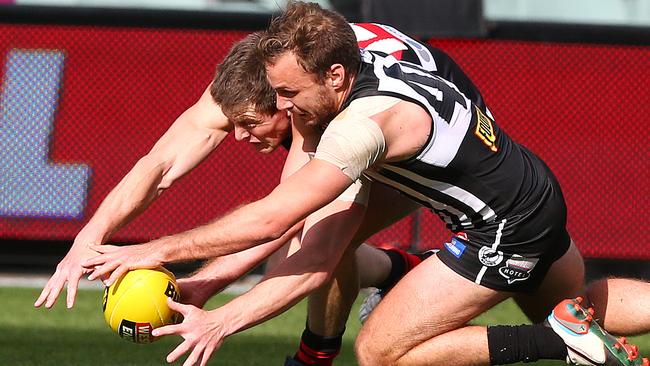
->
[[436, 174, 571, 293]]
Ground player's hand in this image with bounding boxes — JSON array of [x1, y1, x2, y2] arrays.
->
[[177, 273, 237, 308], [177, 278, 219, 309], [34, 243, 97, 309], [152, 298, 228, 366], [82, 243, 162, 287]]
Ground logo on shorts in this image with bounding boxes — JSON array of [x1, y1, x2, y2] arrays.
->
[[498, 255, 539, 284], [478, 246, 503, 267], [444, 238, 466, 258]]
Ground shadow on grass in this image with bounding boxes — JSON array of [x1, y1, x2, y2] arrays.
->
[[0, 325, 359, 366], [1, 287, 360, 365]]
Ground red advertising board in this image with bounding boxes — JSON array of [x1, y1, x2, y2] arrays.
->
[[0, 24, 648, 259]]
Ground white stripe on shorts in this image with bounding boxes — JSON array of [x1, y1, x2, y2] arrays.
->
[[475, 219, 507, 285]]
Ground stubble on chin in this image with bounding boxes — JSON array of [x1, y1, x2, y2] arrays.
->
[[313, 102, 339, 131], [291, 112, 317, 129], [315, 109, 338, 131]]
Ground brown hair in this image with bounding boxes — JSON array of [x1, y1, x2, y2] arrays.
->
[[210, 32, 276, 117], [258, 1, 360, 82]]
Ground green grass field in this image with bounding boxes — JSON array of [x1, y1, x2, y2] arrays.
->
[[2, 287, 649, 365]]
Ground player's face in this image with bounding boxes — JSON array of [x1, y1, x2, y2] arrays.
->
[[231, 108, 291, 154], [266, 52, 339, 128]]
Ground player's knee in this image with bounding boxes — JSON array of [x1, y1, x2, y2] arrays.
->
[[355, 329, 396, 366], [355, 343, 387, 366]]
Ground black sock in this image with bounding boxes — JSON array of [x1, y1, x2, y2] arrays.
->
[[293, 325, 344, 366], [376, 249, 407, 291], [487, 324, 568, 364]]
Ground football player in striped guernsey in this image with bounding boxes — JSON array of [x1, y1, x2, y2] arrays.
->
[[256, 3, 650, 366], [80, 3, 650, 366], [47, 19, 499, 366], [37, 29, 424, 365]]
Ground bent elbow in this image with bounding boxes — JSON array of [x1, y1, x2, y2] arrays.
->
[[303, 255, 337, 289], [253, 201, 299, 242], [246, 211, 290, 244], [157, 174, 175, 191], [312, 270, 332, 289]]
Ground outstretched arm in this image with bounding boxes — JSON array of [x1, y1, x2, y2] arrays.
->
[[177, 222, 303, 308], [173, 124, 318, 307], [83, 108, 388, 291], [139, 124, 373, 365], [177, 121, 317, 308], [82, 130, 356, 286], [153, 183, 368, 366], [82, 86, 231, 244], [35, 86, 231, 309]]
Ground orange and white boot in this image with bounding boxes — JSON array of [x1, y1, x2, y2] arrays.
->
[[547, 297, 649, 366]]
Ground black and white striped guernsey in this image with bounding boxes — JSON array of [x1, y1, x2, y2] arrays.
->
[[342, 48, 553, 234]]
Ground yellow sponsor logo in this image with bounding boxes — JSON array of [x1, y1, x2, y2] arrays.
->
[[474, 107, 498, 152]]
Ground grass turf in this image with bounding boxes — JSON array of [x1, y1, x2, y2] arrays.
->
[[2, 287, 648, 365]]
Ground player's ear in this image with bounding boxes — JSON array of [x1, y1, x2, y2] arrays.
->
[[328, 63, 346, 90]]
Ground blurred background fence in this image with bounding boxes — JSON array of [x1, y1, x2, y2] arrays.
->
[[0, 0, 648, 276]]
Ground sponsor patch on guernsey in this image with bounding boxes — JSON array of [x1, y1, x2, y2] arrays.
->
[[444, 238, 466, 258], [474, 107, 498, 152]]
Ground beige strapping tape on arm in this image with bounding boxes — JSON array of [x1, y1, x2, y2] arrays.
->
[[314, 112, 386, 182]]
